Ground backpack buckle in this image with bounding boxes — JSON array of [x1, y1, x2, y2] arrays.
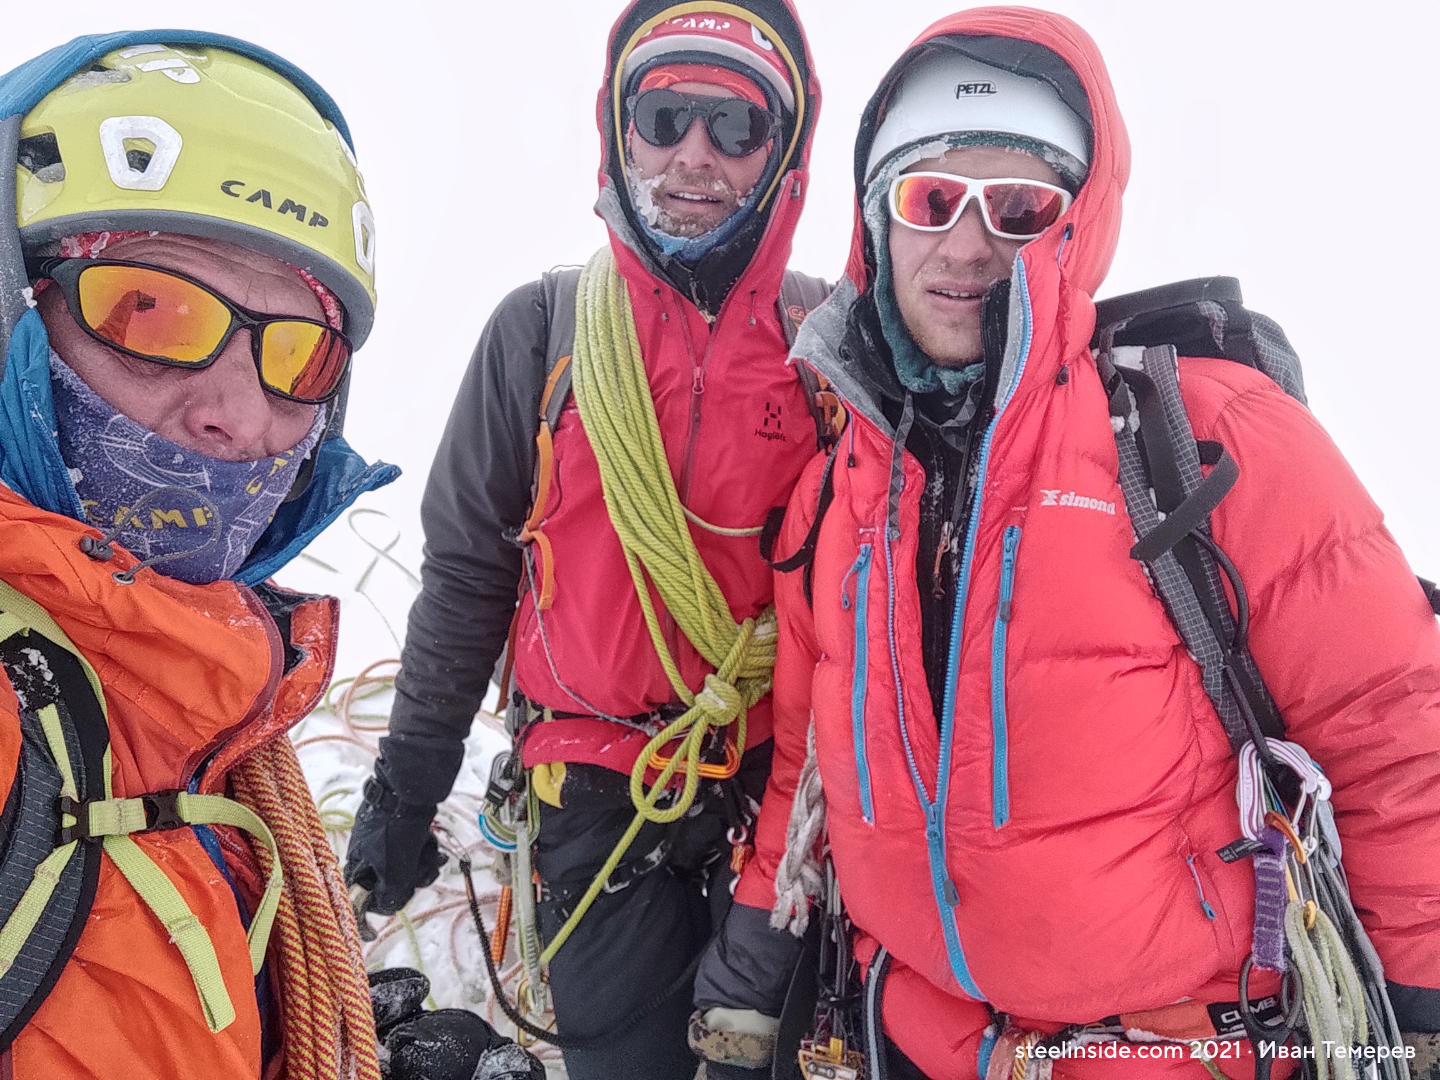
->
[[141, 790, 186, 832], [57, 789, 187, 844], [57, 794, 94, 844]]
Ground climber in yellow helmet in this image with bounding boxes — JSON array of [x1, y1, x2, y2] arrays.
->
[[0, 33, 395, 1078]]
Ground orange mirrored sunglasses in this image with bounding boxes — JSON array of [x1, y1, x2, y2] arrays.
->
[[30, 257, 352, 404]]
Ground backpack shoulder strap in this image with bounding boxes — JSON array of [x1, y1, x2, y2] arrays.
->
[[1100, 344, 1285, 754], [0, 580, 109, 1049], [778, 271, 844, 452], [539, 266, 582, 432], [0, 578, 287, 1043], [508, 266, 583, 627], [778, 270, 831, 349]]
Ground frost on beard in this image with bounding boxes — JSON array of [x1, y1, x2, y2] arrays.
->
[[628, 170, 750, 239]]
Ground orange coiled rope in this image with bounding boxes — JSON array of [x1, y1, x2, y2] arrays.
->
[[231, 736, 381, 1080]]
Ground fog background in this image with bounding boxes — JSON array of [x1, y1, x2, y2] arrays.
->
[[6, 1, 1437, 659]]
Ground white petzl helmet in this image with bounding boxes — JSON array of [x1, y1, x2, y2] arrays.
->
[[865, 47, 1090, 183]]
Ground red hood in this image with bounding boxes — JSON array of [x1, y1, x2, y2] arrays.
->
[[843, 6, 1129, 301], [593, 0, 821, 297]]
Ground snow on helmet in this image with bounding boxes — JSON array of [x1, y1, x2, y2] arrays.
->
[[16, 43, 377, 345], [620, 10, 796, 114], [865, 47, 1090, 187]]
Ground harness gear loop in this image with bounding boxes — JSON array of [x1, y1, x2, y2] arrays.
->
[[517, 354, 572, 611]]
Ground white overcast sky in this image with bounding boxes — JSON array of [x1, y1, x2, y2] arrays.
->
[[6, 1, 1438, 623]]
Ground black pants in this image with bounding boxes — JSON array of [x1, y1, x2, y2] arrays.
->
[[885, 1037, 930, 1079], [532, 746, 771, 1080]]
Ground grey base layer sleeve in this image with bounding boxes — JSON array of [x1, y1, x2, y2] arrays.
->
[[377, 280, 550, 807]]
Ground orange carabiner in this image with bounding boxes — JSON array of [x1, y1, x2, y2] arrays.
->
[[648, 737, 741, 780], [1263, 810, 1308, 864]]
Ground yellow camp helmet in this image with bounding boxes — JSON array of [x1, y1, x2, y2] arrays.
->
[[16, 43, 377, 345]]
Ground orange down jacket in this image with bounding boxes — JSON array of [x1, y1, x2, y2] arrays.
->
[[0, 485, 337, 1079]]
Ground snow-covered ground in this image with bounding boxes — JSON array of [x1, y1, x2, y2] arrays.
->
[[277, 517, 567, 1075]]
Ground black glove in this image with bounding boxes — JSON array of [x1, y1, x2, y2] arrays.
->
[[344, 775, 445, 916], [703, 1063, 770, 1080], [368, 967, 432, 1041], [473, 1043, 546, 1080], [368, 968, 545, 1080]]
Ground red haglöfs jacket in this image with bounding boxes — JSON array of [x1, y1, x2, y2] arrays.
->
[[510, 0, 824, 774]]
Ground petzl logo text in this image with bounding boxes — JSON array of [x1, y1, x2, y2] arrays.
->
[[955, 81, 999, 97]]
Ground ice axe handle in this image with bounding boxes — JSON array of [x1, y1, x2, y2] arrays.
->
[[349, 883, 378, 942]]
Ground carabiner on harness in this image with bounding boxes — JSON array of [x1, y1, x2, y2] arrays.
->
[[798, 861, 864, 1079]]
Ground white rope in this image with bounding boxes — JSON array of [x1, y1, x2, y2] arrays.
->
[[1286, 901, 1368, 1080], [770, 717, 826, 936]]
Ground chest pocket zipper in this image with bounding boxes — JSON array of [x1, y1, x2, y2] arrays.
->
[[842, 544, 876, 824], [991, 526, 1021, 828]]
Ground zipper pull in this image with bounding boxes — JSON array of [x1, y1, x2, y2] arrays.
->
[[924, 802, 943, 845], [692, 366, 706, 396], [998, 526, 1021, 622], [840, 546, 871, 611], [923, 804, 961, 905]]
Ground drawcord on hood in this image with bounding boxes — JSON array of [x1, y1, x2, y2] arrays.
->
[[79, 484, 222, 584]]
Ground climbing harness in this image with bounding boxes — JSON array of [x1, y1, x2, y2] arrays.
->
[[480, 249, 836, 1045]]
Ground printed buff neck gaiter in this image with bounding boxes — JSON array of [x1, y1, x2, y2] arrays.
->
[[49, 351, 325, 584]]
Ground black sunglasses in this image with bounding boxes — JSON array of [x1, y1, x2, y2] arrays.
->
[[629, 88, 778, 158], [29, 256, 352, 405]]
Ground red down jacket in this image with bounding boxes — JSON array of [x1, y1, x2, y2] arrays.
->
[[729, 8, 1440, 1078]]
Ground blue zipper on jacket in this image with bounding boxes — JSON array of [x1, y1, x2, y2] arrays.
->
[[842, 544, 876, 823], [928, 259, 1037, 999], [990, 525, 1021, 828], [883, 499, 979, 998]]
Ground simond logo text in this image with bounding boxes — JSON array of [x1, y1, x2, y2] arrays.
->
[[1039, 489, 1116, 515]]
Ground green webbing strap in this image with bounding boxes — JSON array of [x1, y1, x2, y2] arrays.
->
[[104, 833, 236, 1032], [35, 703, 79, 801], [77, 791, 283, 976], [0, 847, 77, 979]]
